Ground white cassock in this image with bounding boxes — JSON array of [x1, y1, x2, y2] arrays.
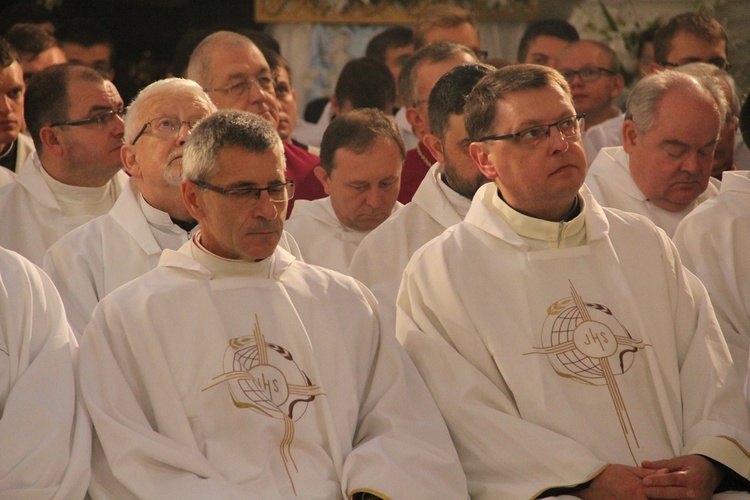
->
[[674, 170, 750, 380], [285, 196, 401, 274], [397, 182, 750, 499], [0, 247, 91, 499], [0, 152, 126, 265], [350, 163, 472, 332], [586, 146, 718, 238], [0, 166, 15, 187], [80, 235, 467, 499], [582, 112, 624, 166], [43, 178, 303, 338]]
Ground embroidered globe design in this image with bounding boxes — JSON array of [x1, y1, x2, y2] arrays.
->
[[231, 341, 313, 421], [542, 298, 637, 384]]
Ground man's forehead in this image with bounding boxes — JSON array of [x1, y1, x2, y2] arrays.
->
[[557, 43, 607, 68], [143, 92, 213, 117], [209, 42, 269, 78], [0, 61, 24, 89]]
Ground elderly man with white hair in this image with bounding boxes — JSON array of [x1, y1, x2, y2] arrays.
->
[[585, 70, 727, 238], [43, 78, 216, 337]]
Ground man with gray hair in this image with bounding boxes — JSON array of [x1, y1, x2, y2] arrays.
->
[[397, 40, 477, 203], [42, 78, 215, 337], [79, 109, 467, 499], [286, 108, 404, 274], [586, 70, 726, 237], [397, 63, 750, 498]]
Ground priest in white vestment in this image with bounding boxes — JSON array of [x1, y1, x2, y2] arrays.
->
[[674, 170, 750, 383], [397, 64, 750, 499], [0, 64, 126, 265], [0, 247, 91, 498], [42, 78, 216, 337], [286, 109, 403, 274], [586, 70, 726, 238], [80, 110, 467, 499], [350, 63, 492, 331]]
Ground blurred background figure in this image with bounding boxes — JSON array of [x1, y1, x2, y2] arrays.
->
[[56, 18, 116, 80], [516, 19, 580, 66], [6, 24, 66, 83]]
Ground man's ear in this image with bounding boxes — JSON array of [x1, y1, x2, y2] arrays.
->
[[121, 144, 141, 178], [422, 133, 445, 164], [610, 74, 625, 98], [181, 179, 204, 221], [329, 95, 340, 117], [313, 165, 331, 195], [622, 119, 638, 153], [39, 126, 64, 156], [469, 142, 498, 180]]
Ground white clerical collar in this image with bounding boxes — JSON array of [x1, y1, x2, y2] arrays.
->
[[40, 164, 117, 216], [489, 190, 587, 249], [190, 231, 272, 279], [138, 192, 190, 234], [437, 169, 473, 219]]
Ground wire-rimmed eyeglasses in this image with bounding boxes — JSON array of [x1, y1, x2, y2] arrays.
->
[[203, 73, 276, 99], [191, 179, 295, 206], [131, 117, 200, 145], [49, 109, 124, 129], [476, 114, 586, 148]]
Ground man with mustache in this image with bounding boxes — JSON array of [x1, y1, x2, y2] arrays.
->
[[0, 63, 127, 265], [42, 78, 215, 337], [396, 64, 750, 498], [79, 109, 467, 498], [285, 108, 403, 274], [585, 70, 725, 238]]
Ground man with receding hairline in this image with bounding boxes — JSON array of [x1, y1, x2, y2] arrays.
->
[[586, 70, 725, 238], [43, 78, 215, 337], [187, 30, 325, 214]]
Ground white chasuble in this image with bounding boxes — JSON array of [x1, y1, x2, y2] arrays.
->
[[82, 241, 467, 499], [397, 183, 750, 499]]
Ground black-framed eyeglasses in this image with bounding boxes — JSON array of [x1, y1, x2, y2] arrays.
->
[[131, 117, 201, 145], [660, 58, 731, 72], [476, 114, 585, 148], [559, 66, 616, 83], [203, 73, 276, 98], [49, 109, 124, 129], [191, 179, 295, 205]]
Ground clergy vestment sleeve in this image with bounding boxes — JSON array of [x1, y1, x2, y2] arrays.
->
[[340, 282, 469, 499], [43, 231, 104, 339], [0, 248, 91, 499]]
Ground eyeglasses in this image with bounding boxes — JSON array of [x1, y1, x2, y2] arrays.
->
[[204, 73, 276, 98], [49, 109, 124, 129], [559, 66, 616, 83], [660, 58, 731, 71], [475, 49, 489, 60], [131, 117, 200, 145], [191, 179, 295, 206], [476, 114, 585, 148]]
